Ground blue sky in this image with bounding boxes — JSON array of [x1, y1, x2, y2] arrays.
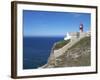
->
[[23, 10, 91, 37]]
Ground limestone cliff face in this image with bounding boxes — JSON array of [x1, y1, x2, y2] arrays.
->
[[43, 37, 91, 68]]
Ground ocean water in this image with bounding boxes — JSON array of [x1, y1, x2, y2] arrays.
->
[[23, 36, 63, 69]]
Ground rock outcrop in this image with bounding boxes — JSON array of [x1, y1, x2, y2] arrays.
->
[[42, 36, 91, 68]]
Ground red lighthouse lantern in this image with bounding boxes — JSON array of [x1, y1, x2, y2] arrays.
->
[[80, 23, 83, 32]]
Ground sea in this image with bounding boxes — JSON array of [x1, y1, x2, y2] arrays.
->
[[23, 36, 64, 69]]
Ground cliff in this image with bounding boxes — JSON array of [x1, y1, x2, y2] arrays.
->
[[42, 36, 91, 68]]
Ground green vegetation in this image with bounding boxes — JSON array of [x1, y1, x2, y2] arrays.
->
[[69, 37, 90, 49], [54, 37, 91, 67], [54, 39, 70, 50]]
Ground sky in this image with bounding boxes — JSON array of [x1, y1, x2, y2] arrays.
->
[[23, 10, 91, 37]]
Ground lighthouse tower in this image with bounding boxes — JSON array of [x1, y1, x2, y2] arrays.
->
[[80, 23, 83, 32]]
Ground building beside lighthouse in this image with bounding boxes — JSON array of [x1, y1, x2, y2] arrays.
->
[[64, 23, 90, 41]]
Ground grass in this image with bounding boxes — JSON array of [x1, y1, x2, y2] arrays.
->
[[54, 39, 70, 50], [69, 37, 90, 49], [55, 36, 91, 67]]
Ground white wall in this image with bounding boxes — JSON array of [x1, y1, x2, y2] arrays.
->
[[0, 0, 100, 80]]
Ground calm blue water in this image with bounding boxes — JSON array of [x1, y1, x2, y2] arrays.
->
[[23, 36, 63, 69]]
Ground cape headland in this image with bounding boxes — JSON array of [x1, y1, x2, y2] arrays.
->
[[40, 24, 91, 68]]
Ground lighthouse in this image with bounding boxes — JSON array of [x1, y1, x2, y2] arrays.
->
[[79, 23, 83, 32]]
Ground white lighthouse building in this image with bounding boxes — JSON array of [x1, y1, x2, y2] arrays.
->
[[64, 23, 90, 41], [64, 32, 71, 40]]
